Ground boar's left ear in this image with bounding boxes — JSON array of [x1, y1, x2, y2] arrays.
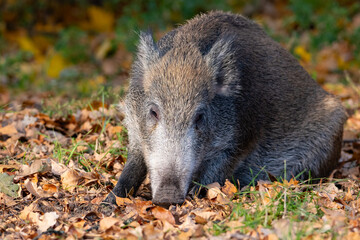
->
[[205, 36, 241, 96]]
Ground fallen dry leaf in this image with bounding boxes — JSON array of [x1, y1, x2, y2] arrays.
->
[[50, 159, 68, 176], [149, 206, 176, 225], [272, 218, 292, 239], [16, 159, 51, 179], [19, 202, 37, 221], [61, 169, 81, 192], [72, 219, 86, 229], [0, 123, 18, 135], [24, 178, 42, 198], [191, 210, 218, 224], [206, 182, 222, 200], [221, 179, 238, 198], [99, 217, 122, 231], [0, 164, 20, 173], [107, 125, 123, 139], [142, 223, 163, 240], [37, 211, 59, 233], [67, 224, 85, 239], [0, 192, 16, 206], [116, 196, 133, 206], [42, 183, 58, 193]]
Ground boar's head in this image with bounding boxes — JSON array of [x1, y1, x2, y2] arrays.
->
[[126, 32, 238, 206]]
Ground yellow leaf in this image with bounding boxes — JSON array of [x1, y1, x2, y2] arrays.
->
[[17, 36, 43, 62], [35, 23, 63, 34], [95, 39, 112, 60], [294, 46, 311, 63], [337, 55, 350, 70], [88, 6, 114, 32], [47, 53, 67, 78], [32, 35, 51, 53]]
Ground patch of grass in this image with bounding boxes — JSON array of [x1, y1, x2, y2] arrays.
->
[[109, 130, 128, 159], [52, 136, 94, 172], [47, 92, 128, 172], [41, 86, 124, 119], [52, 139, 72, 165], [211, 222, 230, 236], [0, 103, 8, 113], [41, 99, 82, 119], [226, 182, 325, 238], [350, 27, 360, 60], [0, 50, 34, 90], [287, 0, 360, 54], [55, 27, 91, 64]]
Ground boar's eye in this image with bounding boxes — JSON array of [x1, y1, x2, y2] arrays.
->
[[149, 105, 160, 121], [194, 112, 205, 129]]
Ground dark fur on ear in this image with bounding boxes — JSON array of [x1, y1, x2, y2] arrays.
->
[[131, 31, 159, 88], [205, 36, 242, 96]]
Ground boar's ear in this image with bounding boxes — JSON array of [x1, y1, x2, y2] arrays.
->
[[131, 31, 160, 87], [205, 36, 241, 96], [137, 31, 159, 70]]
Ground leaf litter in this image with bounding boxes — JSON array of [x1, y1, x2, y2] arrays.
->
[[1, 35, 360, 238], [2, 93, 360, 240]]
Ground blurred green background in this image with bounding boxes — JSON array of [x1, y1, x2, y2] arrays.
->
[[0, 0, 360, 99]]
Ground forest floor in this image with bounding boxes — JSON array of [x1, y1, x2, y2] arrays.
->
[[2, 75, 360, 239]]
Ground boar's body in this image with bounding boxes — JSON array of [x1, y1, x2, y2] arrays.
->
[[105, 11, 347, 206]]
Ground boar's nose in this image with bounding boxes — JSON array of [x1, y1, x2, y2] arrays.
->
[[153, 186, 185, 207], [153, 195, 185, 208], [152, 176, 186, 207]]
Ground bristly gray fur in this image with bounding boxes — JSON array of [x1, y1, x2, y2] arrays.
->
[[104, 11, 347, 206]]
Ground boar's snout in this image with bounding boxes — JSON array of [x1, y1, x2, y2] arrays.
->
[[153, 177, 186, 207], [152, 186, 185, 207]]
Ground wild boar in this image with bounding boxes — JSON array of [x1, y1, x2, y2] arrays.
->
[[104, 11, 347, 206]]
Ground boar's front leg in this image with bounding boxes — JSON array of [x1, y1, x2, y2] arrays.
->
[[104, 148, 147, 204]]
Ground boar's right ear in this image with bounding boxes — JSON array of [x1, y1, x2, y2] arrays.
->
[[137, 31, 159, 69], [131, 31, 160, 87], [205, 36, 241, 96]]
